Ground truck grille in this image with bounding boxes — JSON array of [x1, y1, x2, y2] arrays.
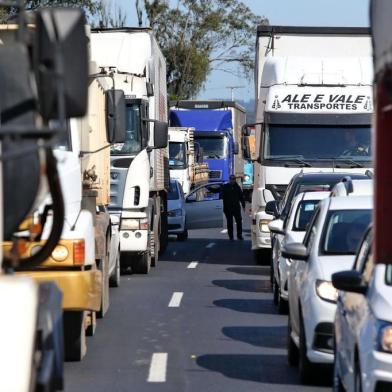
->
[[209, 170, 222, 179]]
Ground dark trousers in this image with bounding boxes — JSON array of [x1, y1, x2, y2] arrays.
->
[[225, 209, 242, 239]]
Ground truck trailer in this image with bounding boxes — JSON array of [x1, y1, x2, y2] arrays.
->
[[90, 28, 169, 274], [170, 101, 246, 185], [249, 26, 373, 263]]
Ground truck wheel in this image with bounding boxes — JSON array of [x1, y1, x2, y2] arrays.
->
[[132, 252, 151, 274], [63, 311, 86, 362], [109, 247, 121, 287], [151, 231, 159, 267], [97, 249, 110, 318], [177, 229, 188, 241], [159, 199, 168, 255], [85, 311, 96, 337]]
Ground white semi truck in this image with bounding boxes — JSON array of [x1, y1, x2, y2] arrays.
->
[[168, 127, 209, 194], [249, 26, 373, 263], [90, 28, 169, 274]]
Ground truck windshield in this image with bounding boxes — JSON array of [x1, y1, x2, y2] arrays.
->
[[111, 104, 142, 155], [196, 136, 227, 159], [322, 209, 371, 255], [264, 125, 371, 162], [169, 142, 187, 168]]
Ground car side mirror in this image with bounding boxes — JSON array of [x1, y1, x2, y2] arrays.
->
[[106, 90, 126, 143], [265, 200, 278, 217], [34, 8, 88, 119], [153, 121, 168, 149], [281, 242, 309, 261], [269, 219, 285, 235], [233, 142, 239, 155], [332, 270, 367, 294], [263, 189, 275, 204]]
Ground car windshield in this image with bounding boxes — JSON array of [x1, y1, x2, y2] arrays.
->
[[196, 136, 227, 159], [168, 182, 179, 200], [293, 200, 319, 231], [111, 104, 143, 155], [264, 125, 371, 162], [322, 209, 372, 255], [169, 142, 187, 168], [386, 265, 392, 286]]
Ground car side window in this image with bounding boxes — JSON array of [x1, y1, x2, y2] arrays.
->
[[303, 208, 320, 249], [354, 230, 372, 273], [361, 251, 374, 284]]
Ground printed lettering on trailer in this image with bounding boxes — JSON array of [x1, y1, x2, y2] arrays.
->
[[269, 92, 373, 113]]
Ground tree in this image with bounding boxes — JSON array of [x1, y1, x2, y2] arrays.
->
[[96, 0, 126, 28], [138, 0, 268, 99]]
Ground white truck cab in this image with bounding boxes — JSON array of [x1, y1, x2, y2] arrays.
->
[[250, 26, 373, 263]]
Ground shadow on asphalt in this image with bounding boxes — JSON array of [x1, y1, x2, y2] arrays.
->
[[222, 326, 286, 349], [196, 354, 301, 385], [212, 279, 271, 293], [226, 266, 269, 276], [213, 299, 276, 315]]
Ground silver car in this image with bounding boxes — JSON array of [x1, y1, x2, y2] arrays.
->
[[168, 180, 187, 241], [333, 227, 392, 392]]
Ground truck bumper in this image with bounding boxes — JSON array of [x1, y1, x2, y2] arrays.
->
[[16, 269, 102, 312], [119, 229, 148, 252]]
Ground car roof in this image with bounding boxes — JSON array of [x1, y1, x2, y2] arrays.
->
[[291, 172, 369, 184], [299, 191, 331, 201], [327, 195, 373, 210]]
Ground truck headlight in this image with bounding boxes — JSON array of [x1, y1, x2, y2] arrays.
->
[[168, 208, 183, 217], [259, 219, 270, 233], [316, 280, 338, 303], [51, 245, 69, 261], [378, 324, 392, 353]]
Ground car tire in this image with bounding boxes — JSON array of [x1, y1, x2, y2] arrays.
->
[[299, 313, 316, 384], [333, 352, 345, 392], [253, 248, 270, 265], [287, 315, 299, 367], [277, 292, 289, 315], [354, 358, 362, 392], [273, 277, 279, 306], [177, 229, 188, 241]]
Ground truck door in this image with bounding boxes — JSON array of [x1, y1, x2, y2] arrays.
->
[[185, 183, 224, 229]]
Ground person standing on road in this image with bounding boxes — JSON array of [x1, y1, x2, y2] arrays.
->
[[221, 175, 245, 240]]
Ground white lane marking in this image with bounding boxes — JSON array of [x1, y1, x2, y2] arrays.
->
[[168, 292, 183, 308], [220, 229, 228, 234], [187, 261, 198, 269], [147, 353, 168, 382], [206, 242, 215, 248]]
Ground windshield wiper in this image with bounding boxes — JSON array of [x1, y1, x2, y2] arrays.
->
[[207, 154, 221, 159], [334, 158, 364, 168], [271, 156, 312, 167]]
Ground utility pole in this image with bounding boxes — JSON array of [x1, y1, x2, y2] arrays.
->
[[226, 86, 245, 101]]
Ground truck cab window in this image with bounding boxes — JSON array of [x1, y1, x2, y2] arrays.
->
[[196, 136, 227, 159], [169, 142, 187, 168], [111, 103, 142, 155]]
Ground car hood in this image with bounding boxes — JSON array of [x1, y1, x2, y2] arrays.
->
[[168, 199, 183, 211], [316, 255, 356, 280], [369, 264, 392, 323]]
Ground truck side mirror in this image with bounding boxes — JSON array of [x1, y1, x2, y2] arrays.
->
[[242, 136, 251, 159], [242, 124, 252, 136], [34, 8, 88, 120], [146, 82, 154, 97], [233, 142, 239, 155], [153, 121, 168, 148], [106, 89, 126, 143]]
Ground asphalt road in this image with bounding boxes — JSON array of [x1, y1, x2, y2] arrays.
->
[[64, 215, 329, 392]]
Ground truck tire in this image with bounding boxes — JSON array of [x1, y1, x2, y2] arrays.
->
[[85, 311, 96, 337], [97, 246, 110, 318], [159, 196, 168, 255], [63, 311, 86, 362], [177, 229, 188, 241], [132, 252, 151, 274], [109, 247, 121, 287]]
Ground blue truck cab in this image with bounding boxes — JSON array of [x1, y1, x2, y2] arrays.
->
[[170, 101, 246, 184]]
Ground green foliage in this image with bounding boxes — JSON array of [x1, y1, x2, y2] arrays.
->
[[140, 0, 268, 99]]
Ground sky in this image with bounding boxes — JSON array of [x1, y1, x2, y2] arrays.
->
[[112, 0, 370, 102]]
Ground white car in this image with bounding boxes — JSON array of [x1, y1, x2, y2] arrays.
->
[[269, 191, 330, 313], [333, 227, 392, 392], [168, 180, 188, 241], [109, 215, 121, 285], [283, 195, 372, 384]]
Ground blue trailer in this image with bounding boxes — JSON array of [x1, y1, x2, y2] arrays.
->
[[169, 101, 246, 185]]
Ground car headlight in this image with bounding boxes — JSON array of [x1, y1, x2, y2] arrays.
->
[[168, 208, 183, 217], [378, 323, 392, 353], [259, 219, 270, 233], [316, 280, 338, 303]]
